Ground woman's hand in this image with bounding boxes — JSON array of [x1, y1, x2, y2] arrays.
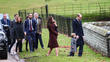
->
[[53, 20, 57, 26]]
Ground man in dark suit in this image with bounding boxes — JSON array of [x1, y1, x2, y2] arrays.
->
[[25, 15, 29, 51], [34, 13, 44, 49], [71, 13, 84, 57], [9, 14, 19, 53], [24, 14, 37, 52]]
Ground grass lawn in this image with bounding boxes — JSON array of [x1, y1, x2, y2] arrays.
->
[[19, 29, 110, 62], [0, 0, 110, 19]]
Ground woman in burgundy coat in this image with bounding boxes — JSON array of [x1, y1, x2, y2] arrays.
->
[[47, 16, 59, 56]]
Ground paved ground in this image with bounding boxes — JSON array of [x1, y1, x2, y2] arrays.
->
[[0, 53, 25, 62], [0, 40, 25, 62]]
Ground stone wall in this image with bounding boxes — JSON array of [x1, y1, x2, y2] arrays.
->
[[83, 22, 110, 57]]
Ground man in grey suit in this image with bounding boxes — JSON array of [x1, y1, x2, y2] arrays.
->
[[34, 13, 44, 49]]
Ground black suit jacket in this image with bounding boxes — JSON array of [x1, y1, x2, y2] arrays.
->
[[24, 19, 37, 34], [72, 19, 84, 45], [10, 20, 16, 39], [72, 19, 84, 36]]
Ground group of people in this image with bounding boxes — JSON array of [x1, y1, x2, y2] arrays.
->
[[45, 13, 84, 57], [0, 13, 84, 57], [0, 13, 44, 54]]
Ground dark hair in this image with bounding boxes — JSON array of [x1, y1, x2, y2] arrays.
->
[[47, 16, 53, 28], [16, 17, 22, 22], [14, 14, 18, 17], [26, 15, 29, 19]]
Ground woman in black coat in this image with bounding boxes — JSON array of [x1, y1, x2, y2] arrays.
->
[[14, 17, 24, 52]]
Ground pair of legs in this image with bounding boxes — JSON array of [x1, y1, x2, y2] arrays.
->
[[77, 44, 84, 56], [47, 47, 58, 56], [35, 33, 44, 49], [27, 32, 36, 52], [9, 38, 16, 53], [16, 38, 23, 52], [69, 38, 77, 56], [69, 44, 83, 56], [69, 36, 84, 56], [25, 36, 29, 51]]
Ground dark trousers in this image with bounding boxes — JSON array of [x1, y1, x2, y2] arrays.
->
[[77, 44, 84, 56], [5, 29, 11, 45], [35, 33, 44, 49], [25, 36, 29, 51], [77, 36, 84, 56], [9, 38, 16, 53], [26, 39, 28, 51], [16, 39, 22, 52], [27, 32, 36, 52]]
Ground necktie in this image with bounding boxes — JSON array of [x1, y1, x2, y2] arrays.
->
[[30, 20, 32, 31]]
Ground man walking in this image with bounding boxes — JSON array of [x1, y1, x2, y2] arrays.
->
[[72, 13, 84, 57], [34, 13, 44, 49], [24, 14, 37, 52]]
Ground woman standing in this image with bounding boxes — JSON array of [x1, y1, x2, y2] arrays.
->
[[47, 16, 59, 56], [14, 17, 24, 52]]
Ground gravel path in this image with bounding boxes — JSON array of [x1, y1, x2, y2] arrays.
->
[[0, 40, 25, 62], [0, 53, 25, 62]]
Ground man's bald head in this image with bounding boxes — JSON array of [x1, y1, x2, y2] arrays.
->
[[3, 14, 7, 19], [77, 13, 82, 21]]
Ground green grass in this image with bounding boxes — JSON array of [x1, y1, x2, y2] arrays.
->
[[48, 0, 110, 16], [0, 0, 45, 19], [19, 29, 110, 62], [0, 0, 110, 19]]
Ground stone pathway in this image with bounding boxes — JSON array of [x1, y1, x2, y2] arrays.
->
[[0, 53, 25, 62], [0, 40, 25, 62]]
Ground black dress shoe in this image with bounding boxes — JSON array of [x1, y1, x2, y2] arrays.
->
[[78, 55, 82, 57], [67, 54, 74, 56], [42, 47, 44, 49], [68, 52, 74, 56], [78, 56, 82, 57]]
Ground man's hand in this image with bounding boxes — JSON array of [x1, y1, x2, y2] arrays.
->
[[82, 36, 85, 40], [71, 33, 74, 36], [24, 32, 26, 36], [39, 32, 42, 35], [54, 21, 57, 26], [76, 35, 79, 39]]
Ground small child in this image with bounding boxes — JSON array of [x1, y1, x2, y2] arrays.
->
[[68, 33, 79, 56]]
